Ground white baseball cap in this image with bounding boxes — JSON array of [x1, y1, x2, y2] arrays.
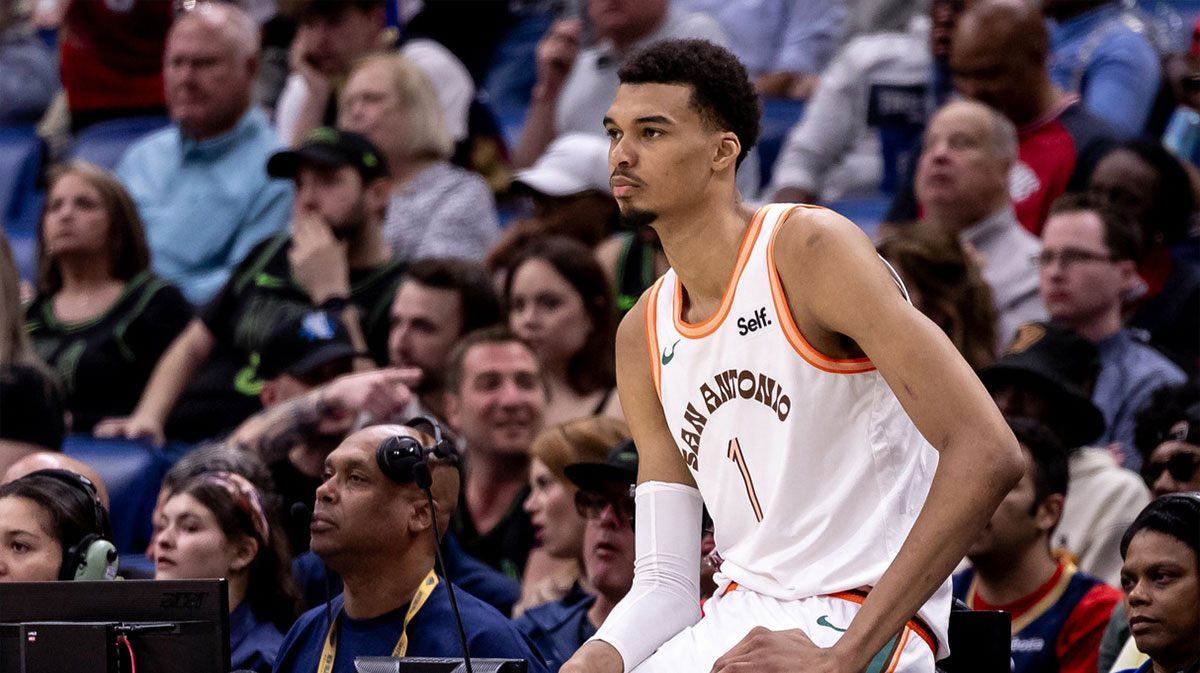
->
[[513, 133, 612, 197]]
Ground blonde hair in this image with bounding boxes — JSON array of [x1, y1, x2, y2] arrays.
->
[[530, 416, 630, 487], [344, 53, 454, 162]]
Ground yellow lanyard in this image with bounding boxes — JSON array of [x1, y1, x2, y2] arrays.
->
[[317, 570, 439, 673]]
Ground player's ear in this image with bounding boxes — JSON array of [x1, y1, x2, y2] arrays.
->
[[713, 132, 740, 172]]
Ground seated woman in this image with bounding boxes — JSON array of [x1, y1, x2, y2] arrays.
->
[[518, 415, 630, 615], [877, 223, 998, 369], [0, 469, 116, 581], [0, 234, 65, 474], [1113, 493, 1200, 673], [339, 53, 499, 264], [504, 236, 620, 427], [25, 160, 192, 434], [154, 471, 299, 673]]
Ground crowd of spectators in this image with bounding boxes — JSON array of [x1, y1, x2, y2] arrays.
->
[[1, 0, 1198, 672]]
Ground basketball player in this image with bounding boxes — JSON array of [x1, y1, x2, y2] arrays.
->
[[560, 40, 1024, 673]]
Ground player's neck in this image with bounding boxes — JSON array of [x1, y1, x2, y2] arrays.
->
[[971, 545, 1060, 606], [655, 201, 757, 310], [340, 548, 434, 620]]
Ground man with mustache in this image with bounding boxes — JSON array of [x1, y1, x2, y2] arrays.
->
[[560, 38, 1023, 673]]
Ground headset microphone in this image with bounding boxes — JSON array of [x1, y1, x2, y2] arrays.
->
[[376, 417, 473, 673]]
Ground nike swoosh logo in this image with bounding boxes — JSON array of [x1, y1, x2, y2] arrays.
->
[[661, 339, 681, 365], [816, 615, 846, 632]]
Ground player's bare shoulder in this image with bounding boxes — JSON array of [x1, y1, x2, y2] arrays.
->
[[615, 287, 654, 371], [773, 204, 876, 267]]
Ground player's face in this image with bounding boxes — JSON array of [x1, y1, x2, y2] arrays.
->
[[1038, 211, 1134, 328], [0, 496, 62, 582], [446, 342, 546, 457], [966, 446, 1049, 562], [154, 493, 248, 581], [293, 164, 371, 238], [604, 83, 728, 224], [523, 459, 584, 559], [388, 281, 464, 390], [1120, 530, 1200, 664], [507, 258, 592, 369], [41, 172, 111, 260]]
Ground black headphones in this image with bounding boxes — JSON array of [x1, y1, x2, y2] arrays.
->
[[29, 469, 118, 581], [376, 416, 458, 487]]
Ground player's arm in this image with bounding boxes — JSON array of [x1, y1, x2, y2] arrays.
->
[[562, 292, 702, 673], [779, 210, 1021, 670]]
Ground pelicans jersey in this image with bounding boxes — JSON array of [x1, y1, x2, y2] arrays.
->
[[644, 203, 952, 656]]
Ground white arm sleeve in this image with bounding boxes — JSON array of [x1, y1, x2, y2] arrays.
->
[[589, 480, 704, 673]]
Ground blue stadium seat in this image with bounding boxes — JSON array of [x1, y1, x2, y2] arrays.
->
[[827, 194, 892, 239], [62, 435, 171, 555], [0, 124, 45, 237], [757, 98, 806, 190], [68, 116, 170, 170]]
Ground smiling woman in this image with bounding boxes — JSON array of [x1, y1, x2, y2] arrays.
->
[[154, 471, 299, 673]]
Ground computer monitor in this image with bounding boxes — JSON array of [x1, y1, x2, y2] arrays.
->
[[0, 579, 230, 673]]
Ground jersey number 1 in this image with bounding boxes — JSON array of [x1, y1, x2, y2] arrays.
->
[[727, 438, 763, 522]]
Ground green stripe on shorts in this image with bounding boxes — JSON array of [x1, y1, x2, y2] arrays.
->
[[863, 632, 902, 673]]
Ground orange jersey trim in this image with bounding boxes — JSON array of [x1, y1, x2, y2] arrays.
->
[[644, 277, 666, 399], [829, 589, 938, 656], [672, 206, 768, 339], [766, 208, 876, 374]]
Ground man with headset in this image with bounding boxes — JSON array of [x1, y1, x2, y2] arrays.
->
[[271, 422, 547, 673]]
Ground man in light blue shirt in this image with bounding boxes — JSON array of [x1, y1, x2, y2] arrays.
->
[[1044, 0, 1161, 138], [117, 3, 291, 305]]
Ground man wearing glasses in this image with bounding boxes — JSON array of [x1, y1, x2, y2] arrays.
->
[[1037, 193, 1187, 471], [516, 441, 639, 672]]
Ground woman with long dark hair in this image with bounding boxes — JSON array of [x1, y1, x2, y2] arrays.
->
[[504, 236, 619, 426], [154, 471, 299, 672]]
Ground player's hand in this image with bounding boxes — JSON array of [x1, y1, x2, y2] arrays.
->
[[290, 215, 351, 305], [316, 367, 422, 433], [93, 414, 166, 447], [534, 19, 581, 99], [559, 640, 624, 673], [710, 627, 846, 673]]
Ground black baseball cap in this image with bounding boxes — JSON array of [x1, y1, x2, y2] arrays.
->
[[979, 322, 1106, 448], [565, 439, 639, 491], [257, 310, 357, 381], [267, 127, 389, 182]]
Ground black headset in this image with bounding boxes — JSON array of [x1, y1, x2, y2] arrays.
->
[[29, 469, 118, 581], [375, 416, 458, 486]]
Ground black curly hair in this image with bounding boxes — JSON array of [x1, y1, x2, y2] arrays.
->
[[618, 39, 761, 169]]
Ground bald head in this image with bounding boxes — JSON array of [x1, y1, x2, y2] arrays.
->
[[164, 4, 259, 140], [916, 100, 1017, 227], [171, 3, 260, 59], [3, 452, 110, 508], [950, 0, 1052, 125], [337, 424, 459, 520]]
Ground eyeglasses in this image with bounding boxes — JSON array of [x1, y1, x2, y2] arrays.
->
[[574, 485, 636, 529], [1032, 248, 1117, 268], [1142, 453, 1200, 486]]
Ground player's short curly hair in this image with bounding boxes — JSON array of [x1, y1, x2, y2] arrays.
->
[[618, 39, 761, 169]]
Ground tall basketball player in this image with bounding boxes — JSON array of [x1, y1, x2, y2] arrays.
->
[[560, 40, 1024, 673]]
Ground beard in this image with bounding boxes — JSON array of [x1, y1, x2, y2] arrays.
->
[[619, 207, 659, 230], [327, 199, 370, 240]]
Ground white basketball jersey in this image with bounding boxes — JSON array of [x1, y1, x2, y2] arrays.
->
[[646, 203, 951, 653]]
